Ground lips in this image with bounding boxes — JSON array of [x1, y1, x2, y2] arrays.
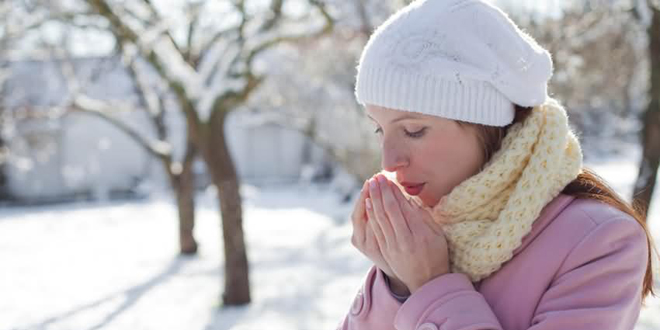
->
[[401, 182, 425, 196]]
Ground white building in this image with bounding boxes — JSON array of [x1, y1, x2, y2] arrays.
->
[[1, 56, 329, 203]]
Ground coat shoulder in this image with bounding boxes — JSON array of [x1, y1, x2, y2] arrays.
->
[[541, 196, 647, 265], [564, 197, 637, 225], [551, 196, 640, 234], [515, 195, 643, 264]]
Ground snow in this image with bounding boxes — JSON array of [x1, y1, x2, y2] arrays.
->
[[1, 159, 659, 330]]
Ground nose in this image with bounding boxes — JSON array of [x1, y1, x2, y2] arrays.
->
[[380, 139, 409, 172]]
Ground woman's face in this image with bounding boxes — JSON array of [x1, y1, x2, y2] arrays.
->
[[366, 104, 485, 207]]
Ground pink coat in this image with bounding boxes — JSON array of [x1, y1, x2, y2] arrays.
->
[[338, 194, 649, 330]]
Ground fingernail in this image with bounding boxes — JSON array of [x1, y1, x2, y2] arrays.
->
[[365, 198, 372, 210], [369, 178, 377, 189], [377, 176, 386, 184]]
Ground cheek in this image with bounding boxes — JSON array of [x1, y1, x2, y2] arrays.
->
[[457, 140, 484, 172], [424, 137, 484, 190]]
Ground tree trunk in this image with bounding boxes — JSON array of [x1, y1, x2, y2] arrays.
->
[[0, 99, 7, 200], [633, 6, 660, 219], [0, 133, 8, 200], [200, 111, 251, 306], [162, 138, 198, 255], [174, 144, 198, 255]]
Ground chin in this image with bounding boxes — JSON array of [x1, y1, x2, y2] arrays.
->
[[420, 193, 444, 208]]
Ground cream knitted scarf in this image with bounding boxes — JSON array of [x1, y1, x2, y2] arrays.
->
[[394, 99, 583, 282]]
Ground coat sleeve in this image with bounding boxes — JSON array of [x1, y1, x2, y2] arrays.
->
[[391, 216, 648, 330], [337, 266, 403, 330]]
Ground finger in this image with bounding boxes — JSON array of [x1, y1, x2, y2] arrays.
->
[[410, 197, 425, 209], [378, 176, 412, 240], [389, 180, 434, 238], [350, 180, 370, 246], [364, 221, 380, 252], [388, 180, 444, 236], [365, 197, 387, 248], [368, 177, 395, 247], [388, 180, 417, 224], [351, 180, 370, 221], [364, 224, 390, 269]]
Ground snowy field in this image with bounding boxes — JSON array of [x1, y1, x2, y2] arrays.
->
[[1, 157, 659, 330]]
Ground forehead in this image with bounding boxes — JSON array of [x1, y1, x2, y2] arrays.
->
[[365, 104, 473, 134], [365, 104, 427, 122], [366, 105, 464, 130]]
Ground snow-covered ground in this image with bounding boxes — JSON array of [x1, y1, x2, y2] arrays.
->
[[1, 157, 659, 330]]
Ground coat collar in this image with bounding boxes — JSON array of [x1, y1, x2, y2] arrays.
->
[[511, 194, 576, 257]]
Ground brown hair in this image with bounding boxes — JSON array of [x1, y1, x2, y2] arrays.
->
[[462, 104, 657, 302]]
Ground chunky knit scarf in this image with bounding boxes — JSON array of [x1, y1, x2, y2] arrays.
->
[[394, 99, 583, 282]]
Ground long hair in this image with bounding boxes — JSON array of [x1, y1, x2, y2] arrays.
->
[[463, 104, 657, 302]]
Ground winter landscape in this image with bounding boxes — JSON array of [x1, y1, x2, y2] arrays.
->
[[0, 147, 659, 330], [0, 146, 660, 330], [1, 0, 660, 329]]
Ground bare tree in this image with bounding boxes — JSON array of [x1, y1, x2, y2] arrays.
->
[[632, 0, 660, 218], [0, 0, 200, 252], [513, 4, 642, 134], [16, 0, 203, 254], [64, 55, 201, 254], [55, 0, 333, 305], [0, 5, 9, 200]]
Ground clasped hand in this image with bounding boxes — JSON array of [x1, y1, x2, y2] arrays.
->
[[351, 174, 450, 295]]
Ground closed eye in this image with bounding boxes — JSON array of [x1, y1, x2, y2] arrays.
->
[[405, 128, 427, 138]]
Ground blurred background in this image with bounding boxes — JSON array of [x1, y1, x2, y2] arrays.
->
[[0, 0, 659, 329]]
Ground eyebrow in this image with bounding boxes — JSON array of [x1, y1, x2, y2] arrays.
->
[[367, 113, 420, 125]]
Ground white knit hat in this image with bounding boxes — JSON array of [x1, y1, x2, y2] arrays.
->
[[355, 0, 554, 127]]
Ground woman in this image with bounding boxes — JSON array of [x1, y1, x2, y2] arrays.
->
[[338, 1, 656, 330]]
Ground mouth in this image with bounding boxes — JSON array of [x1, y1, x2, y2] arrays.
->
[[402, 183, 425, 196]]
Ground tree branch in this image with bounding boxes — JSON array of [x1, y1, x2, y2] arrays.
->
[[120, 45, 161, 117], [231, 0, 249, 44], [54, 42, 172, 162], [87, 0, 195, 87], [70, 95, 171, 161], [118, 44, 174, 151], [258, 0, 284, 32], [631, 0, 654, 24], [85, 0, 199, 123], [245, 0, 334, 66], [354, 0, 373, 36], [197, 23, 240, 63], [183, 1, 203, 66], [137, 0, 187, 59]]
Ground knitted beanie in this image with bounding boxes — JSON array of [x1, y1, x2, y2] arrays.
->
[[355, 0, 554, 126]]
